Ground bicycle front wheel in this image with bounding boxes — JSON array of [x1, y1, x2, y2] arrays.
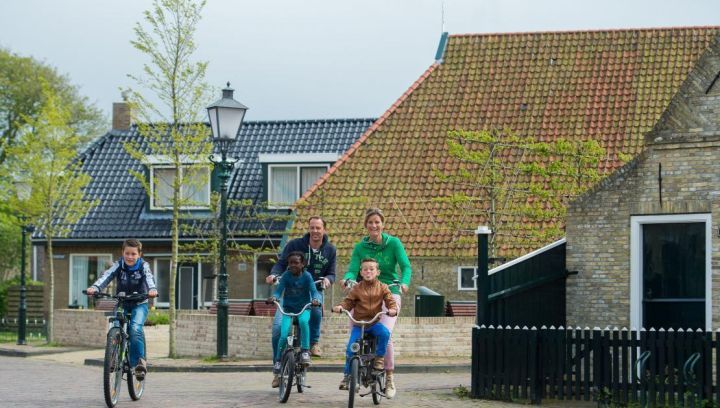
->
[[348, 358, 359, 408], [278, 351, 295, 403], [127, 363, 145, 400], [103, 328, 123, 407]]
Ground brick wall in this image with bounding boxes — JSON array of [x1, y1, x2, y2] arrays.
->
[[54, 309, 108, 346], [176, 311, 475, 359], [53, 309, 475, 358]]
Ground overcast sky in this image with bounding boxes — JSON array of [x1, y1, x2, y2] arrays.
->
[[1, 0, 718, 122]]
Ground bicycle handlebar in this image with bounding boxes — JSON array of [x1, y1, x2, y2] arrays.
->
[[267, 300, 319, 317], [82, 289, 149, 302], [334, 308, 387, 325], [344, 279, 401, 289]]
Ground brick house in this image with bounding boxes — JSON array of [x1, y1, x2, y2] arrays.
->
[[293, 27, 720, 312], [566, 35, 720, 330], [32, 104, 373, 311]]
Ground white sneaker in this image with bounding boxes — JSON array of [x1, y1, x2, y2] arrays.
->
[[273, 361, 281, 374]]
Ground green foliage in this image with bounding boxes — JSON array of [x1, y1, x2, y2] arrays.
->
[[0, 47, 105, 166], [437, 128, 609, 258], [452, 384, 470, 399]]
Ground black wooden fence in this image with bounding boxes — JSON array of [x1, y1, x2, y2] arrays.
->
[[486, 239, 569, 328], [472, 325, 718, 406]]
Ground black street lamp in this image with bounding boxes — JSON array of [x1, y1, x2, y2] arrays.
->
[[207, 82, 248, 359], [14, 182, 34, 345]]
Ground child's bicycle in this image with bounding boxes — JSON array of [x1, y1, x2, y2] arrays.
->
[[337, 280, 401, 408], [83, 289, 148, 408], [267, 299, 320, 403]]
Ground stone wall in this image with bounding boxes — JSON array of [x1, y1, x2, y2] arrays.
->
[[566, 122, 720, 328], [54, 309, 108, 347], [176, 311, 475, 359]]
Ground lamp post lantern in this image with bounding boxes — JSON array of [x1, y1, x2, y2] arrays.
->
[[207, 82, 248, 359], [14, 181, 34, 345]]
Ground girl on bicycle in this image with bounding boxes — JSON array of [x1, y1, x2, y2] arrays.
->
[[341, 207, 412, 398], [269, 251, 321, 386], [85, 239, 157, 379], [334, 258, 397, 390]]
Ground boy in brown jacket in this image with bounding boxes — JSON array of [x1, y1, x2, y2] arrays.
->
[[333, 258, 397, 390]]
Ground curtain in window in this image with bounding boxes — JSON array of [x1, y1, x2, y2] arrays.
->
[[71, 257, 89, 308], [271, 167, 297, 205], [154, 168, 175, 208], [184, 166, 210, 206], [300, 167, 327, 194]]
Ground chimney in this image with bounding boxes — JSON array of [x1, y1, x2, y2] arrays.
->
[[112, 93, 131, 130]]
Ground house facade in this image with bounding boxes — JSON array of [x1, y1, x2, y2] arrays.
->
[[32, 104, 374, 311], [293, 28, 720, 312], [566, 35, 720, 330]]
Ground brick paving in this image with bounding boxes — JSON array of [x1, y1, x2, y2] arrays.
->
[[0, 355, 593, 407]]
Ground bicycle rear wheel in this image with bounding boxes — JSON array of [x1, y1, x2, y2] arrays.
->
[[348, 358, 359, 408], [127, 360, 145, 400], [372, 370, 385, 405], [103, 328, 123, 408], [278, 351, 295, 403]]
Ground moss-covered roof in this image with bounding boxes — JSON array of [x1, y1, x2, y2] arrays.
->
[[295, 27, 720, 259]]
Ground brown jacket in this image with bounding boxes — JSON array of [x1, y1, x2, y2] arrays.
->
[[337, 279, 397, 323]]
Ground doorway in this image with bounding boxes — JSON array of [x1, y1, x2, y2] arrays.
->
[[630, 214, 711, 330]]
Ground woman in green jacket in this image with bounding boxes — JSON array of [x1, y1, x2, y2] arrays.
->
[[341, 207, 411, 399]]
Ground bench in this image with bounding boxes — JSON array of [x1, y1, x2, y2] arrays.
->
[[208, 300, 253, 316], [251, 300, 277, 316], [445, 301, 476, 317]]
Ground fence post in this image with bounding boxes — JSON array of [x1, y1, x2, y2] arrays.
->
[[475, 226, 491, 327]]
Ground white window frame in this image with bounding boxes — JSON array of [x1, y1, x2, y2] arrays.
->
[[267, 164, 329, 209], [69, 253, 113, 307], [149, 164, 211, 210], [457, 266, 477, 291], [630, 213, 712, 330]]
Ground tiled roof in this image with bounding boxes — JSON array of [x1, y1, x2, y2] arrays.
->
[[295, 27, 720, 259], [57, 119, 374, 240]]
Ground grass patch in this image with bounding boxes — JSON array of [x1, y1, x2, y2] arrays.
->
[[201, 355, 221, 363], [0, 330, 46, 343], [452, 384, 470, 399], [145, 309, 169, 326]]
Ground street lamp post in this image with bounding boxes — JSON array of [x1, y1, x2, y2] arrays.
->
[[207, 82, 248, 359], [14, 181, 34, 345]]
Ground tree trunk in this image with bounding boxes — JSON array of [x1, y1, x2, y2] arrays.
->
[[47, 237, 55, 343], [168, 176, 180, 358]]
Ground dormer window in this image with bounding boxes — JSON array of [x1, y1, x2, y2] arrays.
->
[[259, 153, 339, 209], [148, 156, 211, 210]]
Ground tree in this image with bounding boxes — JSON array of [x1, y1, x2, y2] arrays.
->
[[7, 82, 98, 342], [0, 48, 105, 166], [123, 0, 211, 358], [435, 128, 607, 260]]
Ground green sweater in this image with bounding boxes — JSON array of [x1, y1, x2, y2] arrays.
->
[[344, 232, 412, 295]]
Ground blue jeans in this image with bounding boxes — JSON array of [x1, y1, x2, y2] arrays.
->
[[343, 323, 390, 374], [275, 310, 311, 362], [127, 302, 148, 367], [272, 293, 323, 364]]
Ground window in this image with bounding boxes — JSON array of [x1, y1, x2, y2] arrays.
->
[[69, 254, 112, 308], [150, 165, 211, 209], [268, 165, 328, 207], [458, 266, 477, 290]]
